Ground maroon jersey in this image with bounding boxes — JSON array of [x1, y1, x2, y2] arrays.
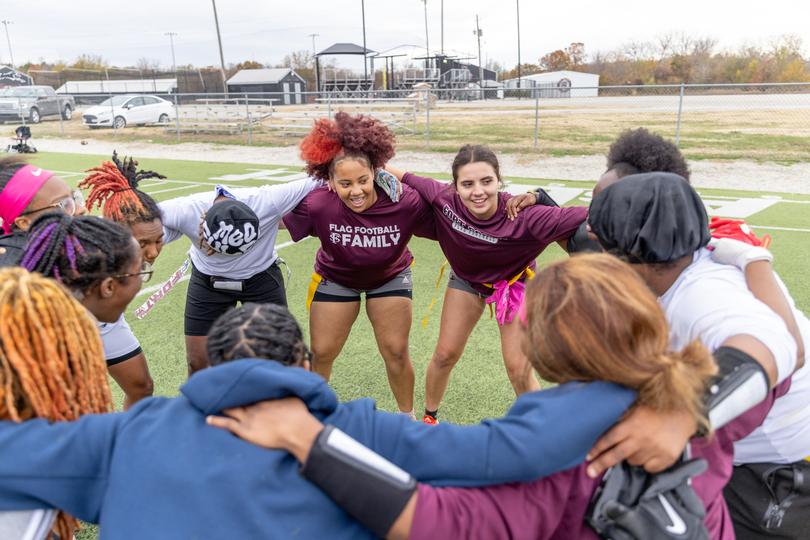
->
[[283, 184, 436, 290], [402, 173, 587, 294], [410, 381, 790, 540]]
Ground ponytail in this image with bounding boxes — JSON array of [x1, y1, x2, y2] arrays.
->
[[637, 342, 717, 434], [525, 254, 718, 433]]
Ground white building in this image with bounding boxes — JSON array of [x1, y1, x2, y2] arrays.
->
[[503, 70, 599, 98], [57, 79, 177, 95]]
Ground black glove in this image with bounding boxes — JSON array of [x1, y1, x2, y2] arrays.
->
[[567, 222, 603, 254], [533, 188, 559, 207], [587, 457, 709, 540]]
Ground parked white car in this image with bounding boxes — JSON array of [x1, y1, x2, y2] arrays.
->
[[82, 95, 175, 129]]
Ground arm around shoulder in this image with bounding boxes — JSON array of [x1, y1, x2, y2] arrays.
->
[[0, 413, 124, 522]]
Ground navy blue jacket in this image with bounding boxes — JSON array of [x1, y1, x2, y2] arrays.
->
[[0, 359, 634, 539]]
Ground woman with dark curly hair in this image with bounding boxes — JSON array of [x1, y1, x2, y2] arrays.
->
[[285, 112, 436, 417]]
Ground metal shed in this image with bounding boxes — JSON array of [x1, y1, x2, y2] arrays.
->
[[226, 68, 306, 105]]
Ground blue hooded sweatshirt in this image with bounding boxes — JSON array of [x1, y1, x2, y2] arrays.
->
[[0, 359, 634, 539]]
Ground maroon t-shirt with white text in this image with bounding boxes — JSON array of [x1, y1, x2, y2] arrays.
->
[[283, 184, 436, 290], [402, 173, 587, 294]]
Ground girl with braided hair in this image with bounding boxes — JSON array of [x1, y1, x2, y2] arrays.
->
[[0, 156, 85, 267], [0, 267, 111, 540], [81, 151, 166, 266], [19, 213, 150, 408], [76, 152, 168, 407], [285, 112, 435, 417]]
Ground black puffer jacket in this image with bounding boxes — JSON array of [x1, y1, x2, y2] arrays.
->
[[0, 231, 27, 268]]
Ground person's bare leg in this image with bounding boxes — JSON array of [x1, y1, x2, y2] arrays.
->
[[309, 300, 361, 381], [107, 352, 154, 409], [185, 335, 210, 377], [366, 296, 415, 413], [498, 319, 541, 395], [424, 287, 485, 413]]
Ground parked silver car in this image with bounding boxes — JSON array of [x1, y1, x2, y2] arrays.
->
[[82, 95, 175, 129]]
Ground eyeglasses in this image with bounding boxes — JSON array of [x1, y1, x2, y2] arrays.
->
[[113, 261, 154, 283], [18, 189, 84, 217]]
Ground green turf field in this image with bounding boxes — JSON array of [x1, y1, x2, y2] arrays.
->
[[25, 150, 810, 540], [28, 150, 810, 419]]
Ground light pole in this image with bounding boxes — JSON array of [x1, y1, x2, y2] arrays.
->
[[1, 20, 14, 69], [210, 0, 228, 96], [165, 32, 181, 141], [165, 32, 178, 75], [440, 0, 444, 55], [308, 33, 319, 58], [361, 0, 368, 89], [421, 1, 430, 58], [516, 0, 522, 98], [474, 15, 483, 99]]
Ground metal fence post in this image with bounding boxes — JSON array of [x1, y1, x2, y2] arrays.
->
[[533, 89, 540, 148], [245, 93, 252, 145], [110, 93, 117, 136], [57, 96, 65, 135], [425, 87, 431, 149], [327, 91, 332, 118], [173, 92, 181, 142], [18, 97, 26, 127], [675, 82, 685, 147]]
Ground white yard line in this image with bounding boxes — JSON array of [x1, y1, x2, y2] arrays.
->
[[751, 225, 810, 233], [134, 238, 308, 298], [144, 184, 207, 195]]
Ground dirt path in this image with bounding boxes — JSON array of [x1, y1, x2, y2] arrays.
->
[[35, 136, 810, 194]]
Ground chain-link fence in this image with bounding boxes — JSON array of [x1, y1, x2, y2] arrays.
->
[[2, 83, 808, 161]]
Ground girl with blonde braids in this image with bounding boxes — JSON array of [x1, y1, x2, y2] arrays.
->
[[0, 267, 111, 540]]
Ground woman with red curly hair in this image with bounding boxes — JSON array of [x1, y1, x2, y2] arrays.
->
[[386, 146, 587, 424], [285, 112, 435, 417]]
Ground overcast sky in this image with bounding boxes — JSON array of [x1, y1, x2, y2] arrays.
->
[[1, 0, 808, 69]]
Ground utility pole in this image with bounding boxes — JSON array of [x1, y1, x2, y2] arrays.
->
[[421, 1, 430, 58], [1, 20, 14, 69], [361, 0, 368, 88], [165, 32, 181, 141], [308, 33, 319, 58], [516, 0, 522, 98], [474, 15, 484, 99], [165, 32, 178, 75], [210, 0, 228, 96]]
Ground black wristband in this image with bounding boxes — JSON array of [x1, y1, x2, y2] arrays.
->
[[301, 425, 417, 537], [701, 346, 769, 434]]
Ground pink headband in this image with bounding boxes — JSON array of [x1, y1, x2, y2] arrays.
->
[[0, 165, 54, 234]]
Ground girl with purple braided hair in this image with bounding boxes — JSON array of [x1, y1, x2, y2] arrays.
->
[[21, 213, 150, 408]]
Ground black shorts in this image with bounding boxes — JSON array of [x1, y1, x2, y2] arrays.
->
[[184, 262, 287, 337], [724, 460, 810, 539]]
